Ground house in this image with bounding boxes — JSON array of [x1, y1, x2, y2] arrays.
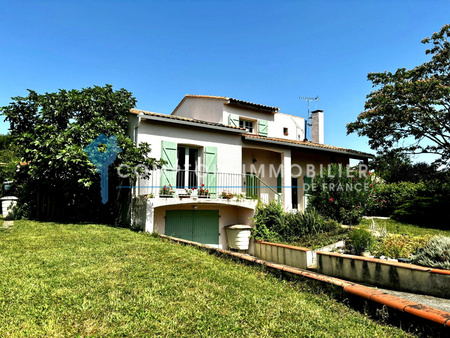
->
[[128, 95, 372, 249]]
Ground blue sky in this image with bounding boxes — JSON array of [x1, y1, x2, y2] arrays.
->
[[1, 0, 449, 162]]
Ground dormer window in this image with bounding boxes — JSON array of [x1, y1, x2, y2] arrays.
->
[[239, 119, 254, 133]]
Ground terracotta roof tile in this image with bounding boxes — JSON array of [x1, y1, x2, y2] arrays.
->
[[243, 134, 373, 158], [130, 109, 246, 131]]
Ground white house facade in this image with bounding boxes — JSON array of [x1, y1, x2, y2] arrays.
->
[[128, 95, 372, 249]]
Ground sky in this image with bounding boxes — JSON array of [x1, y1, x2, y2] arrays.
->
[[1, 0, 449, 163]]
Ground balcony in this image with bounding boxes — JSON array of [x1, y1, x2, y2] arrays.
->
[[137, 169, 281, 205]]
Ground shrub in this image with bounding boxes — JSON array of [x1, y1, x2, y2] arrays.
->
[[252, 202, 339, 243], [349, 229, 375, 255], [373, 234, 431, 259], [285, 208, 339, 239], [308, 164, 384, 224], [411, 236, 450, 269], [372, 180, 450, 227], [251, 201, 284, 242]]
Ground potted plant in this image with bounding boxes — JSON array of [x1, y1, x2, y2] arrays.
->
[[160, 185, 174, 198], [179, 188, 194, 199], [219, 190, 233, 200], [197, 184, 210, 198]]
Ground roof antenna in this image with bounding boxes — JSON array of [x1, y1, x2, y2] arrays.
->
[[299, 96, 319, 141]]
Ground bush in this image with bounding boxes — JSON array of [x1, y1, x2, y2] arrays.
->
[[372, 180, 450, 227], [349, 229, 375, 255], [411, 236, 450, 269], [252, 202, 339, 243], [373, 234, 431, 259], [308, 164, 384, 224], [251, 201, 284, 242]]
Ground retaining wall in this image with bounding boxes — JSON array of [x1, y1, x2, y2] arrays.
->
[[317, 251, 450, 298], [254, 240, 316, 269]]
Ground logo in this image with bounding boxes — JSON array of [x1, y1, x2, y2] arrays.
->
[[83, 134, 122, 204]]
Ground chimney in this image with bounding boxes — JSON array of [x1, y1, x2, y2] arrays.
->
[[310, 110, 324, 144]]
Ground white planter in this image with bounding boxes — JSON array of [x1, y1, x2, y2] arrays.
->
[[225, 225, 252, 251], [1, 196, 18, 218]]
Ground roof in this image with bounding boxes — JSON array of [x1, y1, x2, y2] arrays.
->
[[171, 94, 279, 115], [243, 134, 374, 159], [130, 109, 247, 132]]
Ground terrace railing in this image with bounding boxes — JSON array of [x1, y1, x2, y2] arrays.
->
[[139, 169, 281, 204]]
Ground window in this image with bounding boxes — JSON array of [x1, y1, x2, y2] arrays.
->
[[283, 127, 289, 136], [176, 146, 199, 188], [239, 119, 254, 133]]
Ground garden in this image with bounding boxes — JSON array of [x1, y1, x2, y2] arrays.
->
[[251, 164, 450, 270]]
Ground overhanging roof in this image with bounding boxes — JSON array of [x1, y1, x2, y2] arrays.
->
[[130, 109, 247, 133], [243, 134, 374, 159]]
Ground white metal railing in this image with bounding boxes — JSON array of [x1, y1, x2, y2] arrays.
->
[[137, 169, 281, 203]]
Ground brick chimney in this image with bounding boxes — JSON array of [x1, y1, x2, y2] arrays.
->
[[311, 110, 324, 144]]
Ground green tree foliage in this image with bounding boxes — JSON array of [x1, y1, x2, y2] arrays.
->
[[370, 150, 446, 183], [1, 85, 160, 223], [0, 134, 20, 196], [347, 24, 450, 167]]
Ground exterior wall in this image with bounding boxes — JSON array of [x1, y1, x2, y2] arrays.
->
[[136, 120, 243, 196], [153, 203, 254, 249], [242, 147, 282, 190], [317, 251, 450, 298], [224, 105, 275, 128], [272, 113, 305, 141], [171, 97, 226, 123]]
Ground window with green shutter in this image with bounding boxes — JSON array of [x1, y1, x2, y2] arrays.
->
[[160, 140, 177, 189], [228, 114, 239, 127], [258, 120, 268, 137], [204, 147, 217, 198]]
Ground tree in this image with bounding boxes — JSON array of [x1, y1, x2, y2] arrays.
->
[[1, 85, 160, 223], [370, 150, 445, 183], [347, 24, 450, 167], [0, 134, 20, 197]]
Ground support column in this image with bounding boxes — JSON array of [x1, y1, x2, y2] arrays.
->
[[282, 149, 292, 211]]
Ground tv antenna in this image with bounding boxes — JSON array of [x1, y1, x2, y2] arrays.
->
[[299, 96, 319, 140]]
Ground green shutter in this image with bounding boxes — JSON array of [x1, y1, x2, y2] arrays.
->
[[228, 114, 239, 127], [258, 120, 268, 136], [160, 140, 177, 190], [303, 176, 313, 195], [204, 147, 217, 198], [246, 173, 258, 199], [277, 173, 282, 194]]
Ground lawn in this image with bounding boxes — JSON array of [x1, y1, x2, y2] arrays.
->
[[0, 220, 413, 336], [359, 218, 450, 237]]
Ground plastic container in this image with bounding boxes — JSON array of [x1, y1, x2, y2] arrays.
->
[[225, 224, 252, 250]]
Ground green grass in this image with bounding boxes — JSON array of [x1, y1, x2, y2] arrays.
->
[[359, 218, 450, 237], [289, 227, 349, 249], [0, 220, 412, 337]]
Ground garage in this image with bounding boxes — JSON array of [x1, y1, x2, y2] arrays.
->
[[165, 210, 219, 245]]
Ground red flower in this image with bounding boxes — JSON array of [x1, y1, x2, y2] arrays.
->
[[329, 198, 334, 202]]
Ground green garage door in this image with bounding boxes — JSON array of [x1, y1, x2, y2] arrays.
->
[[165, 210, 219, 245]]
